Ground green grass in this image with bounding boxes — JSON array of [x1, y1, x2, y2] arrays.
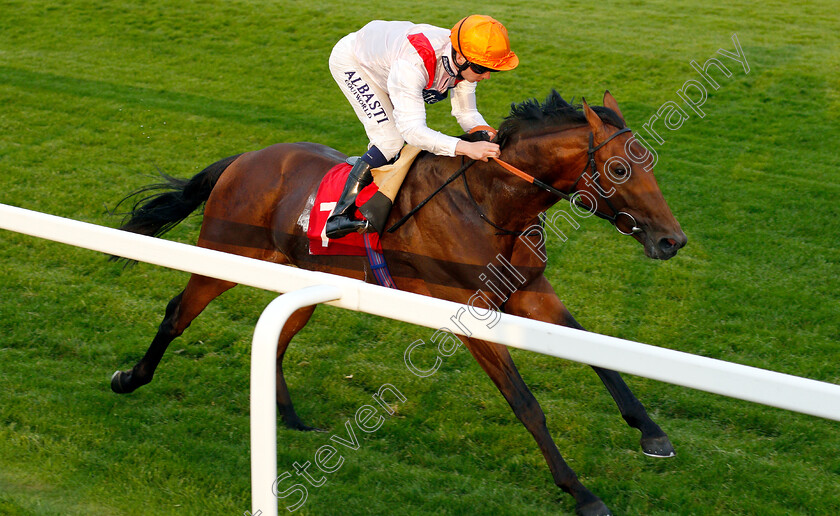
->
[[2, 0, 839, 515]]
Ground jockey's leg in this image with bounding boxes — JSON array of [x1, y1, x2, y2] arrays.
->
[[325, 156, 375, 238], [327, 33, 404, 238]]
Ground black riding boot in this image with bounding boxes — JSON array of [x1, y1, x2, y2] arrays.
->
[[325, 159, 374, 239]]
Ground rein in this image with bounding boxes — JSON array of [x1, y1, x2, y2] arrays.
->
[[386, 158, 477, 233], [386, 126, 642, 236], [460, 169, 537, 236]]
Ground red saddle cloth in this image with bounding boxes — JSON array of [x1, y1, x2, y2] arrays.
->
[[306, 162, 382, 256]]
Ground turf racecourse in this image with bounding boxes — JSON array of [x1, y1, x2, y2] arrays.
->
[[1, 1, 839, 514]]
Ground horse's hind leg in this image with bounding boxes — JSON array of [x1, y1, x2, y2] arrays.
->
[[111, 274, 236, 394], [274, 305, 320, 431], [112, 273, 320, 431], [463, 337, 611, 516]]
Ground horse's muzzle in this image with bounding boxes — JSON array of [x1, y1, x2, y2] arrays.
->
[[646, 231, 687, 260]]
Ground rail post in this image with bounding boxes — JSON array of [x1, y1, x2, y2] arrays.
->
[[250, 285, 342, 516]]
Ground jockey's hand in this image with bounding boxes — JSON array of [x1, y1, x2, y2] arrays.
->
[[468, 125, 498, 141], [455, 140, 501, 162]]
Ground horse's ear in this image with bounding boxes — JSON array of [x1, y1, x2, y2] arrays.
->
[[603, 90, 626, 123], [581, 98, 605, 131]]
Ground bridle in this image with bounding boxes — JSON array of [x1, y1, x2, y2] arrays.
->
[[572, 127, 641, 235], [386, 126, 643, 236], [488, 126, 642, 235]]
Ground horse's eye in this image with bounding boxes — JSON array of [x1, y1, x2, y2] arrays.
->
[[613, 167, 627, 177]]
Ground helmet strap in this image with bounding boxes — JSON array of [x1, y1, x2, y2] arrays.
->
[[452, 18, 473, 79], [451, 48, 470, 80]]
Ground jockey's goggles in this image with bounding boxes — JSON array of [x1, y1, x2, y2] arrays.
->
[[468, 62, 497, 74], [450, 48, 498, 77]]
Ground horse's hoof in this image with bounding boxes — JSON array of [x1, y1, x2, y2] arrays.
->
[[295, 424, 327, 433], [110, 370, 136, 394], [284, 420, 327, 432], [576, 500, 612, 516], [641, 435, 676, 458]]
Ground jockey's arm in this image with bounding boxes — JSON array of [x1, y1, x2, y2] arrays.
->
[[451, 82, 500, 160], [388, 59, 463, 156], [450, 80, 488, 132], [388, 60, 501, 162]]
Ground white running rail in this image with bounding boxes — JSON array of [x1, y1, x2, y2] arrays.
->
[[2, 203, 839, 516]]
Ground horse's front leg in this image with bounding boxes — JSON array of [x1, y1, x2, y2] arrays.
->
[[506, 276, 675, 457], [461, 336, 611, 516]]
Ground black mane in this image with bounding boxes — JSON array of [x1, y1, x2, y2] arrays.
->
[[496, 90, 625, 147]]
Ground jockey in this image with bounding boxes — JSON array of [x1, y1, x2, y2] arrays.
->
[[325, 15, 519, 238]]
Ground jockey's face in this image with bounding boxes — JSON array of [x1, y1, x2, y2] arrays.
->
[[454, 52, 493, 83]]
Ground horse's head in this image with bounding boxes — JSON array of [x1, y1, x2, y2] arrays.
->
[[577, 92, 687, 260]]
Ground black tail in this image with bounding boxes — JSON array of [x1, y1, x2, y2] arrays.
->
[[112, 154, 242, 241]]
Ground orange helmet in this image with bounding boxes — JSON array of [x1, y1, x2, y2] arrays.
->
[[450, 15, 519, 71]]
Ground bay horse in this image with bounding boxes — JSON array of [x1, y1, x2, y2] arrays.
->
[[110, 90, 686, 516]]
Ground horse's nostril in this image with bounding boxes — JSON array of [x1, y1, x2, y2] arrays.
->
[[658, 234, 686, 255], [659, 238, 676, 252]]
